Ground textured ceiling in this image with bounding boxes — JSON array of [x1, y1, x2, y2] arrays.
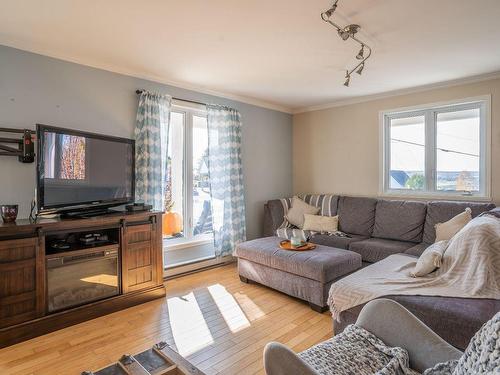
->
[[1, 0, 500, 112]]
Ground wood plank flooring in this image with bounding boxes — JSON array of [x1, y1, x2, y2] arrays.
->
[[0, 263, 333, 375]]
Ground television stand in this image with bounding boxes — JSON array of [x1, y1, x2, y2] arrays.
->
[[61, 208, 120, 219], [0, 210, 165, 348]]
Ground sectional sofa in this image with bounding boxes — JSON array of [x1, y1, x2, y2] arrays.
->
[[254, 194, 498, 350]]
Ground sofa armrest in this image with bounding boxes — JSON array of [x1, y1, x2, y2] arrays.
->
[[263, 203, 275, 237], [263, 199, 287, 236], [356, 299, 463, 373], [263, 342, 318, 375]]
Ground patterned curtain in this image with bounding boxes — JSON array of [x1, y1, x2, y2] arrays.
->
[[207, 105, 246, 257], [134, 91, 171, 211]]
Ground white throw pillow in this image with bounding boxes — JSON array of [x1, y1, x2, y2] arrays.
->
[[303, 214, 339, 233], [411, 240, 449, 277], [285, 196, 320, 229], [435, 208, 472, 242]]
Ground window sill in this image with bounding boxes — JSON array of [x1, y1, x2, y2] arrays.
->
[[163, 235, 214, 251], [380, 191, 492, 202]]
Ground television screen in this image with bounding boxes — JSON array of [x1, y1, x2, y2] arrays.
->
[[37, 125, 134, 213]]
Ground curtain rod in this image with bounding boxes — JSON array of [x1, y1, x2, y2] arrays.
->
[[135, 89, 206, 106]]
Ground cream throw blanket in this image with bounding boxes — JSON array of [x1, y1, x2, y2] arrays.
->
[[328, 215, 500, 320]]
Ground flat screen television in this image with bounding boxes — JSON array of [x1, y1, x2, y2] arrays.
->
[[37, 124, 135, 215]]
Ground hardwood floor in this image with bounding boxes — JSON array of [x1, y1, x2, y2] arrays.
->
[[0, 263, 333, 375]]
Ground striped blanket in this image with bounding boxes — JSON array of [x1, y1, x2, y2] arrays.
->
[[328, 215, 500, 320], [275, 194, 338, 240]]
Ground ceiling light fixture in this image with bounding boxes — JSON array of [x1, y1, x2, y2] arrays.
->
[[356, 62, 364, 75], [321, 0, 339, 21], [356, 45, 365, 60], [321, 1, 372, 86], [344, 70, 350, 86]]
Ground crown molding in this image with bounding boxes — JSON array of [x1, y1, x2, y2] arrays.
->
[[1, 43, 293, 114], [292, 70, 500, 114], [4, 43, 500, 116]]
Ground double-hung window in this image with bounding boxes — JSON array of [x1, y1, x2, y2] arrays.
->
[[380, 96, 490, 199], [163, 101, 214, 267]]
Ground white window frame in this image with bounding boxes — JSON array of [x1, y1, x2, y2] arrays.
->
[[164, 100, 214, 248], [379, 95, 491, 200]]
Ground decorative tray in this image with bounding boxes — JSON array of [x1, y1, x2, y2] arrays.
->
[[279, 240, 316, 251]]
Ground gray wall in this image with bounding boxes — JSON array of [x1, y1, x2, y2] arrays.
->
[[0, 45, 293, 239]]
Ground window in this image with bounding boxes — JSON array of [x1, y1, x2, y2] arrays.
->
[[163, 102, 214, 265], [380, 97, 490, 199]]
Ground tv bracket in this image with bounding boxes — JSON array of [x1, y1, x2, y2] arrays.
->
[[0, 127, 36, 163]]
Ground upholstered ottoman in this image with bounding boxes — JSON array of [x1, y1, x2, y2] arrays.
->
[[234, 236, 362, 312]]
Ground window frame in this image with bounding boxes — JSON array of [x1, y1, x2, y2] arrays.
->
[[379, 95, 491, 200], [165, 101, 214, 247]]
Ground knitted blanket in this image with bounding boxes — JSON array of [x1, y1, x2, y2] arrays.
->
[[328, 216, 500, 320], [299, 324, 418, 375], [423, 311, 500, 374]]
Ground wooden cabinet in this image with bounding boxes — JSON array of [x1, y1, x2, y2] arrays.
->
[[122, 221, 162, 293], [0, 237, 44, 328], [0, 211, 165, 348]]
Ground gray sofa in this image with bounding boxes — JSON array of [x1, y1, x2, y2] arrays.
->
[[259, 194, 499, 350], [265, 195, 495, 264]]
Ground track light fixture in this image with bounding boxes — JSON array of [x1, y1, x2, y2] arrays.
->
[[356, 62, 364, 75], [338, 30, 350, 41], [344, 70, 350, 86], [321, 0, 339, 21], [321, 1, 372, 86], [356, 45, 365, 60]]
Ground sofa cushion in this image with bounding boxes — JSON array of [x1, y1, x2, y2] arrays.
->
[[435, 208, 471, 242], [311, 233, 368, 250], [411, 241, 448, 277], [300, 194, 339, 217], [337, 196, 378, 236], [373, 200, 427, 243], [404, 243, 430, 257], [235, 237, 362, 283], [303, 214, 339, 233], [349, 238, 415, 263], [422, 201, 496, 243], [286, 196, 320, 229]]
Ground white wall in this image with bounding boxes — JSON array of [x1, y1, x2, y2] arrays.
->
[[293, 78, 500, 204], [0, 45, 293, 239]]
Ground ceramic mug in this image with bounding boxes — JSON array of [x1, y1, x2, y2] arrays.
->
[[1, 205, 18, 223]]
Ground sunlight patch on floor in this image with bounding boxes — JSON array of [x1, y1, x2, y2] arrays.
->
[[233, 292, 266, 320], [208, 284, 251, 333], [167, 292, 214, 356]]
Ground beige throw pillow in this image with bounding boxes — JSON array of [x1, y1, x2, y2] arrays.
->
[[303, 214, 339, 233], [411, 240, 449, 277], [286, 196, 320, 229], [435, 208, 472, 242]]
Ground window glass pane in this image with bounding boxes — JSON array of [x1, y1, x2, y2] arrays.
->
[[389, 115, 425, 190], [436, 108, 480, 193], [164, 112, 185, 239], [192, 115, 213, 236]]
